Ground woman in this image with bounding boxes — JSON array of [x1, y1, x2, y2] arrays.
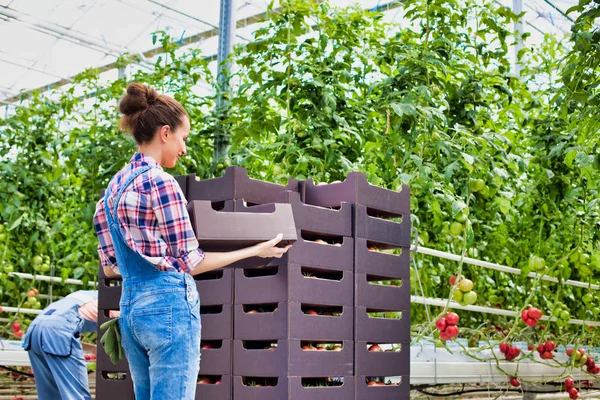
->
[[93, 83, 290, 400], [23, 290, 117, 400]]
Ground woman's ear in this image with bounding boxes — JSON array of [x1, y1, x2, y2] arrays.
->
[[158, 125, 170, 143]]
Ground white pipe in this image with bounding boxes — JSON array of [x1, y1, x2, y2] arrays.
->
[[0, 307, 42, 315], [411, 295, 600, 327], [8, 272, 98, 287], [413, 246, 599, 290]]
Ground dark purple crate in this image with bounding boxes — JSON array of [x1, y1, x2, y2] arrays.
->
[[355, 273, 410, 310], [233, 375, 287, 400], [288, 376, 355, 400], [196, 268, 233, 306], [354, 341, 410, 376], [288, 339, 353, 376], [202, 303, 233, 340], [301, 172, 409, 216], [354, 238, 410, 276], [195, 374, 232, 400], [234, 302, 288, 340], [232, 339, 353, 377], [233, 376, 355, 400], [355, 306, 409, 343], [97, 268, 122, 310], [289, 264, 353, 306], [235, 191, 352, 237], [288, 302, 353, 341], [95, 372, 134, 400], [234, 259, 288, 304], [187, 200, 297, 249], [200, 339, 232, 375], [174, 174, 188, 199], [289, 233, 354, 271], [187, 167, 299, 204], [232, 339, 288, 376], [354, 204, 411, 248], [355, 375, 409, 400]]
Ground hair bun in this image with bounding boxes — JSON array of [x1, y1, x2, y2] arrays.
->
[[119, 83, 159, 117]]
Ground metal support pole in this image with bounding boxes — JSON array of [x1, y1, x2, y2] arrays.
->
[[513, 0, 523, 76], [214, 0, 236, 164]]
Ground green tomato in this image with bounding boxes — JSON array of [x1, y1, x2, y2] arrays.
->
[[469, 178, 486, 193], [488, 295, 499, 304], [32, 256, 43, 266], [583, 293, 594, 304], [41, 264, 50, 272], [32, 302, 41, 309], [560, 310, 570, 320], [273, 165, 283, 176], [463, 290, 478, 305], [579, 253, 591, 264], [0, 224, 4, 234], [23, 302, 31, 309], [450, 222, 463, 236], [458, 278, 474, 292], [593, 307, 600, 316], [27, 297, 37, 305], [0, 233, 6, 242], [452, 288, 463, 302], [420, 231, 429, 244]]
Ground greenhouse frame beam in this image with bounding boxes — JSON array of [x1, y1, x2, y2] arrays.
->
[[0, 6, 147, 64], [146, 0, 251, 42]]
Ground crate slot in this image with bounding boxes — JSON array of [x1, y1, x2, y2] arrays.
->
[[300, 341, 344, 351], [301, 377, 345, 387], [364, 343, 403, 352], [242, 303, 279, 313], [242, 377, 279, 387], [364, 376, 402, 386], [301, 267, 343, 281], [366, 309, 403, 320], [200, 305, 223, 315], [301, 304, 343, 316], [200, 340, 222, 349], [195, 270, 223, 281], [365, 207, 404, 221], [366, 274, 403, 287], [106, 279, 122, 287], [102, 372, 127, 380], [102, 309, 119, 317], [364, 240, 404, 252], [197, 375, 224, 384], [299, 230, 344, 246], [243, 266, 279, 278], [242, 340, 278, 350]]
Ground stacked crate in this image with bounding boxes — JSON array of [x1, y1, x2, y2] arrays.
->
[[231, 191, 355, 399], [302, 173, 411, 400], [185, 168, 300, 400]]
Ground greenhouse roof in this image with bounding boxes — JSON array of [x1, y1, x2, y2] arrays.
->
[[0, 0, 583, 105]]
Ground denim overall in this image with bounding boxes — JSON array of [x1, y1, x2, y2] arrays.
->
[[104, 165, 201, 400], [23, 290, 99, 400]]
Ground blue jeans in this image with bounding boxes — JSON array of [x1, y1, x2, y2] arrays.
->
[[118, 273, 201, 400], [25, 311, 92, 400]]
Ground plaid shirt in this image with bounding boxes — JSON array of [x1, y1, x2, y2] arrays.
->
[[93, 153, 204, 273]]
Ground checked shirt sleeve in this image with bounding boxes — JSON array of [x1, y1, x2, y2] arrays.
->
[[151, 172, 204, 273]]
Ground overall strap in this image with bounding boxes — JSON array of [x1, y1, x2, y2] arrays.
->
[[103, 165, 153, 226]]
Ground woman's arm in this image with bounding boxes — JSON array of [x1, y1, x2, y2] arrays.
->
[[190, 234, 291, 276]]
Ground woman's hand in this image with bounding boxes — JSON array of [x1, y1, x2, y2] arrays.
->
[[253, 233, 292, 258]]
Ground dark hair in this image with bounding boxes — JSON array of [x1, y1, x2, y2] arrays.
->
[[118, 83, 188, 144]]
